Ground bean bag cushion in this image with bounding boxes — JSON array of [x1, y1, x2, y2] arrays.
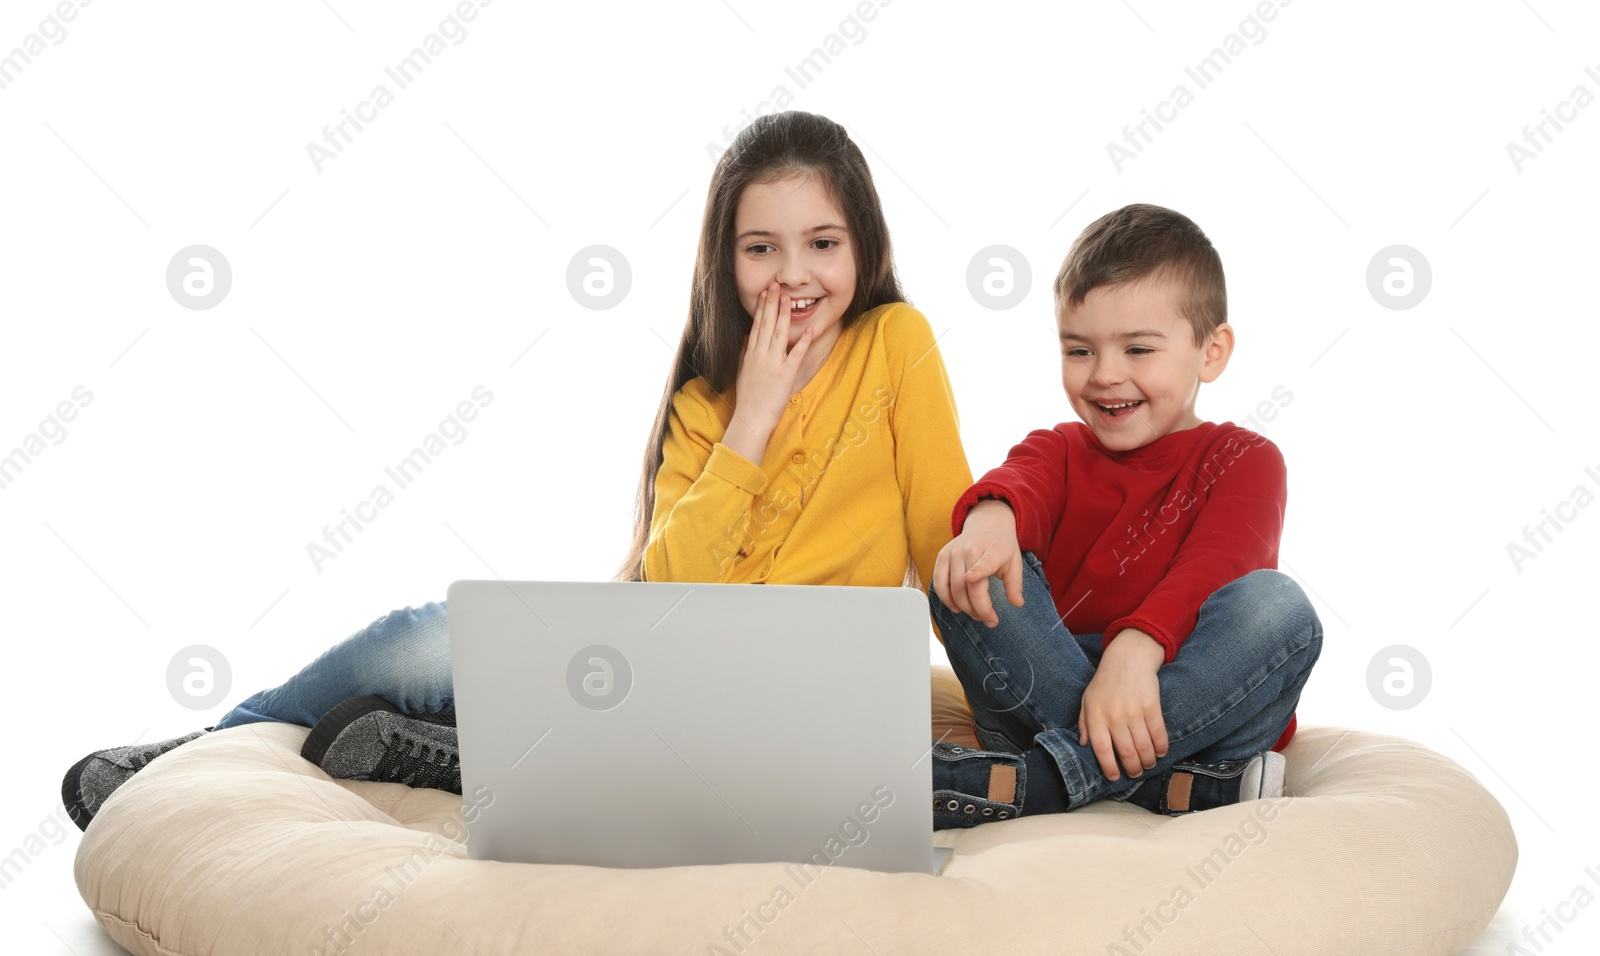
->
[[75, 667, 1516, 956]]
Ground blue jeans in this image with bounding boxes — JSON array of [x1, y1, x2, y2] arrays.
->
[[212, 601, 455, 730], [929, 553, 1321, 810]]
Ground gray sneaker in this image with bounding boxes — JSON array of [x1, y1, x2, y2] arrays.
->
[[301, 696, 461, 794], [62, 730, 207, 831]]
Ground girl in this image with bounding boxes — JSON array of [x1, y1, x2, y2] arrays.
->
[[62, 110, 982, 828], [619, 111, 966, 591]]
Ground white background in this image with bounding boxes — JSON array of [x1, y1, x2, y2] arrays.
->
[[2, 1, 1596, 952]]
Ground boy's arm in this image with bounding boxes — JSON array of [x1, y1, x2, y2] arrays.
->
[[949, 427, 1070, 556], [643, 386, 768, 583], [1102, 433, 1288, 663], [933, 427, 1068, 628]]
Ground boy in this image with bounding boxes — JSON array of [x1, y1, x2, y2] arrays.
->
[[925, 204, 1322, 829]]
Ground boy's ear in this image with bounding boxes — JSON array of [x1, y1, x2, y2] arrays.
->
[[1198, 323, 1235, 384]]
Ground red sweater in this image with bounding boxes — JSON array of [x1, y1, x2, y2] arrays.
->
[[951, 421, 1297, 750]]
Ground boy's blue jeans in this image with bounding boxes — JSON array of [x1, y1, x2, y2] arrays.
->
[[929, 553, 1322, 810], [212, 601, 455, 730]]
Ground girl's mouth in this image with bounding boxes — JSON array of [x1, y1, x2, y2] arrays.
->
[[789, 296, 821, 320], [1093, 399, 1144, 420]]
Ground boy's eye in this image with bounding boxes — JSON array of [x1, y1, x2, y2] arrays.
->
[[1128, 347, 1154, 355], [1063, 347, 1091, 359]]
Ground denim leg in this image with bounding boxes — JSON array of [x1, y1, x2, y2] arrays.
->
[[929, 552, 1100, 755], [932, 561, 1322, 810], [212, 600, 455, 729], [1036, 569, 1322, 807], [1159, 570, 1323, 767]]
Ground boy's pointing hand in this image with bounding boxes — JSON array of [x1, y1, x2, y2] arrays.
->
[[933, 499, 1024, 627]]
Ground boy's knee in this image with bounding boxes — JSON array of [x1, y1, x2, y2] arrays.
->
[[926, 575, 1023, 621], [927, 586, 969, 642], [1209, 569, 1324, 652], [1231, 569, 1321, 651], [1232, 568, 1297, 603], [926, 583, 1003, 658]]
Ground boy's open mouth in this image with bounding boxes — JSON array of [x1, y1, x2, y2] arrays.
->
[[1094, 399, 1144, 419]]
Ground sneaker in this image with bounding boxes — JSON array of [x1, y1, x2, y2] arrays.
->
[[930, 741, 1025, 830], [1124, 751, 1286, 815], [1239, 751, 1286, 801], [62, 730, 207, 831], [301, 696, 461, 794]]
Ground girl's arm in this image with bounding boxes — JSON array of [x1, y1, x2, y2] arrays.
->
[[643, 384, 767, 583], [645, 286, 813, 582], [885, 307, 975, 592]]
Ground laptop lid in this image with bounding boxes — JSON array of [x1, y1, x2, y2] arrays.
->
[[447, 580, 939, 873]]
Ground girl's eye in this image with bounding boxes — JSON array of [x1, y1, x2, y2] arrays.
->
[[812, 238, 840, 251], [747, 243, 774, 255]]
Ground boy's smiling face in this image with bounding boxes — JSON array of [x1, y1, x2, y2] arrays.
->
[[1057, 272, 1233, 452]]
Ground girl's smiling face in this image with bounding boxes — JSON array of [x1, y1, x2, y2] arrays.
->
[[733, 174, 857, 352]]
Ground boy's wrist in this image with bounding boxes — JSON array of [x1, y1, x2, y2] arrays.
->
[[1105, 627, 1165, 670], [970, 497, 1015, 520], [963, 499, 1017, 539]]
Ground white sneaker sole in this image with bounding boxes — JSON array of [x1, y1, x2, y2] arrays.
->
[[1240, 751, 1286, 800]]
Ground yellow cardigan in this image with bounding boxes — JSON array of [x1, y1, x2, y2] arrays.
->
[[644, 302, 973, 590]]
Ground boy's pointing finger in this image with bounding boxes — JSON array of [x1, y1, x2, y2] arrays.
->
[[1001, 554, 1025, 609]]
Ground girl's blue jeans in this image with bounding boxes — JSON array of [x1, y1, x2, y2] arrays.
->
[[928, 552, 1322, 810], [212, 601, 455, 729]]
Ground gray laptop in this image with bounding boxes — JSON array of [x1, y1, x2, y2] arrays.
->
[[446, 580, 952, 875]]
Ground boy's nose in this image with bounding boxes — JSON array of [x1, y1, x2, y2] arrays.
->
[[1090, 359, 1125, 386]]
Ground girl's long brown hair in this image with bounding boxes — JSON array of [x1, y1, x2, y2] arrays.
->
[[615, 111, 905, 581]]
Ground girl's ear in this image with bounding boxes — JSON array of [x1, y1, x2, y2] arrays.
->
[[1197, 323, 1234, 384]]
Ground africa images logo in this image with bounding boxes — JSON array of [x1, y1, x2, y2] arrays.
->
[[566, 645, 633, 712]]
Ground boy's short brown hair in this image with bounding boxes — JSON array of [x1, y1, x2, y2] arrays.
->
[[1053, 204, 1227, 346]]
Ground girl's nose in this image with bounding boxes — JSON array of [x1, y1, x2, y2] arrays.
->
[[775, 253, 808, 288]]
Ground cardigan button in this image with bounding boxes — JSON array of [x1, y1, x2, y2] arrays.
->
[[791, 453, 805, 464]]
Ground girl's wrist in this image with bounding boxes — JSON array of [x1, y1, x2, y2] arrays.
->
[[721, 419, 775, 464]]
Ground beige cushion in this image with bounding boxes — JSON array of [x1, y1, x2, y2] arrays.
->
[[76, 667, 1516, 955]]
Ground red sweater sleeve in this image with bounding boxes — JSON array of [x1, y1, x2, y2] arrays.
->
[[1103, 433, 1287, 662], [950, 428, 1068, 554]]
